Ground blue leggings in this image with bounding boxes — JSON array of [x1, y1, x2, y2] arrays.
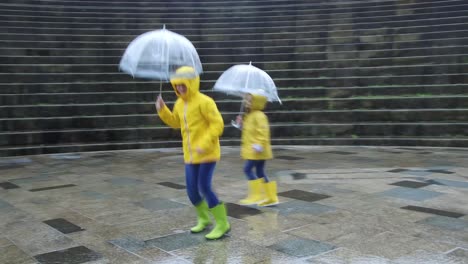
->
[[243, 160, 269, 182], [185, 162, 220, 208]]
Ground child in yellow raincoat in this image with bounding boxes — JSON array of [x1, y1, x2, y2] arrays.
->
[[236, 93, 279, 206], [155, 66, 230, 240]]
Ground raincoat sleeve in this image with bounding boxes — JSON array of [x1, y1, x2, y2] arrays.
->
[[158, 102, 181, 129], [198, 99, 224, 151], [251, 112, 270, 148]]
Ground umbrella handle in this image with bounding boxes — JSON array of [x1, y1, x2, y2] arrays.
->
[[238, 99, 245, 115], [159, 81, 162, 96], [231, 99, 245, 130], [231, 120, 241, 129], [231, 120, 242, 130]]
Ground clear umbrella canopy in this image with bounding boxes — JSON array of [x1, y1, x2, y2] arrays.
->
[[213, 62, 281, 103], [119, 26, 203, 81], [214, 62, 281, 128]]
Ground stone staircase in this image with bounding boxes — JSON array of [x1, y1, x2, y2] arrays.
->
[[0, 0, 467, 156]]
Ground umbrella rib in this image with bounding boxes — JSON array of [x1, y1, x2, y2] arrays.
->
[[245, 63, 252, 91], [163, 30, 169, 94]]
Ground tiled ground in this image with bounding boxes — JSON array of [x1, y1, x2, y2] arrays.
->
[[0, 146, 468, 264]]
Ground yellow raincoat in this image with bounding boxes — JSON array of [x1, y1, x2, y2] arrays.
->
[[241, 94, 273, 160], [157, 67, 224, 164]]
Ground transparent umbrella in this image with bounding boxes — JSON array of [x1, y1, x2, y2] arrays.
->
[[119, 25, 203, 94], [214, 62, 281, 102], [213, 62, 281, 127]]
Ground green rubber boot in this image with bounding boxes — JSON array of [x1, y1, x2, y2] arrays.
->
[[205, 203, 230, 240], [191, 200, 211, 233]]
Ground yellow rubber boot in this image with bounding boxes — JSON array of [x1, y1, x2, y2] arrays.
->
[[258, 181, 279, 207], [239, 178, 265, 205]]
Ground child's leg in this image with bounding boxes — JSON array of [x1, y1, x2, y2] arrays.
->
[[258, 160, 279, 207], [185, 164, 203, 205], [239, 160, 265, 205], [186, 163, 212, 233], [254, 160, 269, 182], [198, 162, 220, 208], [198, 162, 230, 240], [243, 160, 257, 180]]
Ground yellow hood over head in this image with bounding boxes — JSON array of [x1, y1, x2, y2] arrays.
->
[[170, 66, 200, 101], [248, 94, 268, 111]]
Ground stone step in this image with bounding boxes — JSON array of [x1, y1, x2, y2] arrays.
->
[[2, 11, 465, 33], [267, 136, 468, 148], [0, 114, 158, 131], [2, 109, 468, 131], [0, 32, 462, 54], [268, 122, 468, 138], [0, 72, 466, 88], [2, 15, 465, 36], [0, 0, 307, 8], [267, 96, 468, 111], [1, 50, 464, 70], [2, 0, 462, 10], [0, 63, 465, 82], [2, 84, 468, 105], [1, 32, 466, 52], [0, 13, 318, 25], [2, 135, 467, 156], [0, 8, 338, 21], [1, 53, 464, 71], [2, 0, 463, 10], [287, 85, 468, 98], [1, 83, 467, 97], [0, 74, 465, 91], [2, 27, 467, 44], [1, 96, 468, 118], [0, 138, 183, 156], [1, 122, 467, 147], [0, 1, 461, 12], [1, 35, 465, 63], [2, 10, 466, 32], [0, 38, 464, 59], [1, 1, 464, 20]]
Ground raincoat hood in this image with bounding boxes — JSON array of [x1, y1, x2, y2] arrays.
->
[[248, 94, 268, 111], [170, 66, 200, 101], [159, 65, 224, 164]]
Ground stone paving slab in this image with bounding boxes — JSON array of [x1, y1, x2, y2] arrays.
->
[[268, 237, 336, 258], [226, 218, 295, 247], [136, 198, 188, 212], [0, 245, 37, 264], [448, 248, 468, 263], [337, 231, 454, 259], [146, 232, 206, 252], [417, 216, 468, 231], [2, 220, 79, 256], [34, 245, 103, 264], [379, 187, 444, 201], [173, 238, 307, 264], [0, 146, 467, 263]]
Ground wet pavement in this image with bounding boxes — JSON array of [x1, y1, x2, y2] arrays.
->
[[0, 146, 467, 264]]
